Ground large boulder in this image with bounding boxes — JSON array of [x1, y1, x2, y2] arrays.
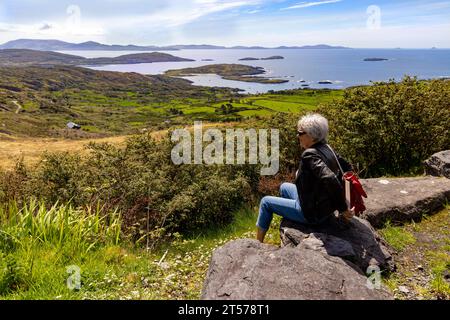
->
[[361, 176, 450, 228], [201, 239, 393, 300], [279, 216, 395, 273], [424, 150, 450, 179]]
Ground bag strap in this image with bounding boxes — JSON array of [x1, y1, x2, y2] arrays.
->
[[326, 144, 352, 209], [326, 144, 344, 176]]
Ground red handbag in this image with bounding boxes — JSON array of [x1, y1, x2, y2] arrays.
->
[[342, 171, 368, 216], [327, 145, 368, 216]]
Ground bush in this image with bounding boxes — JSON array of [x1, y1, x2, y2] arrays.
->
[[256, 78, 450, 180], [0, 133, 258, 243], [319, 77, 450, 177]]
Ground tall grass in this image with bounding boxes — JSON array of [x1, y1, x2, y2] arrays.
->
[[0, 200, 122, 254], [0, 200, 123, 296]]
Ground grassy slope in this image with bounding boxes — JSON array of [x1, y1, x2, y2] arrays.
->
[[0, 122, 239, 170], [0, 202, 282, 300], [0, 66, 341, 138], [381, 207, 450, 300], [0, 66, 235, 137], [3, 201, 448, 300]]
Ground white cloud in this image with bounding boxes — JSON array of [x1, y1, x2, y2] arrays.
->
[[226, 22, 450, 48], [0, 21, 105, 37], [87, 0, 262, 30], [0, 0, 260, 42], [282, 0, 342, 10]]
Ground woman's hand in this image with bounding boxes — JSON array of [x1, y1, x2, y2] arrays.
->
[[341, 207, 355, 223]]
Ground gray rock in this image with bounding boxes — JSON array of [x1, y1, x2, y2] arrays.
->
[[201, 239, 393, 300], [424, 150, 450, 179], [398, 286, 410, 294], [280, 216, 394, 272], [361, 176, 450, 228]]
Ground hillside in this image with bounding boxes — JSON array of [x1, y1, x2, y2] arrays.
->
[[0, 49, 194, 67], [0, 64, 342, 137], [0, 65, 235, 137]]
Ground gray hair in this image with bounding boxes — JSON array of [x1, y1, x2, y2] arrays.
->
[[298, 113, 329, 143]]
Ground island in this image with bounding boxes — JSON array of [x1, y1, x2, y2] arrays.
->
[[318, 81, 333, 84], [239, 56, 285, 61], [0, 49, 195, 67], [364, 58, 389, 62], [201, 59, 215, 61], [261, 56, 284, 60], [165, 64, 289, 84], [239, 57, 260, 61]]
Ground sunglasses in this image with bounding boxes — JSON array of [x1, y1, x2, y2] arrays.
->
[[297, 130, 307, 137]]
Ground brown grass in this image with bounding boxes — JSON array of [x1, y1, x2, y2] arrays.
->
[[0, 122, 238, 170], [0, 135, 129, 169]]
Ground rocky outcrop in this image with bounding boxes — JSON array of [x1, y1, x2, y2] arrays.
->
[[280, 216, 394, 272], [424, 150, 450, 179], [202, 174, 450, 301], [361, 176, 450, 228], [201, 239, 393, 300]]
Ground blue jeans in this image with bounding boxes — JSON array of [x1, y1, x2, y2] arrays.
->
[[256, 183, 308, 231]]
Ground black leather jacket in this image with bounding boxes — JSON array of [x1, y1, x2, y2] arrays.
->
[[294, 141, 352, 224]]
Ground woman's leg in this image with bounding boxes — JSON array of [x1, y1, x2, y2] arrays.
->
[[256, 195, 307, 243], [279, 183, 299, 200]]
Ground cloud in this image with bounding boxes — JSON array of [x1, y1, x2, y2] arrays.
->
[[282, 0, 342, 10], [0, 0, 260, 41], [0, 21, 104, 37], [39, 22, 53, 31], [121, 0, 261, 27]]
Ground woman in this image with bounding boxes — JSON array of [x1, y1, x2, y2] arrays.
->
[[256, 113, 354, 243]]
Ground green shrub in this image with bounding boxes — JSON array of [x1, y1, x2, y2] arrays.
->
[[319, 77, 450, 177], [256, 78, 450, 179], [0, 133, 257, 243]]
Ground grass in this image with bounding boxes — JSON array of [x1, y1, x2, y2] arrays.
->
[[0, 200, 282, 300], [1, 197, 448, 300], [0, 65, 343, 137], [381, 206, 450, 300], [379, 222, 416, 251], [0, 135, 130, 170]]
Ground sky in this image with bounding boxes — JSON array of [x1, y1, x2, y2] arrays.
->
[[0, 0, 449, 48]]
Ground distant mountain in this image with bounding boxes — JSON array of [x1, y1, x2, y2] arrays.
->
[[275, 44, 349, 49], [0, 39, 178, 51], [230, 46, 267, 49], [171, 44, 227, 50], [0, 39, 351, 51], [0, 49, 194, 66]]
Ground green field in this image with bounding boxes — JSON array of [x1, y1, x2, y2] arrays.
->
[[0, 65, 343, 138]]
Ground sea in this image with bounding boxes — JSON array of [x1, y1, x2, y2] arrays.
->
[[59, 49, 450, 94]]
